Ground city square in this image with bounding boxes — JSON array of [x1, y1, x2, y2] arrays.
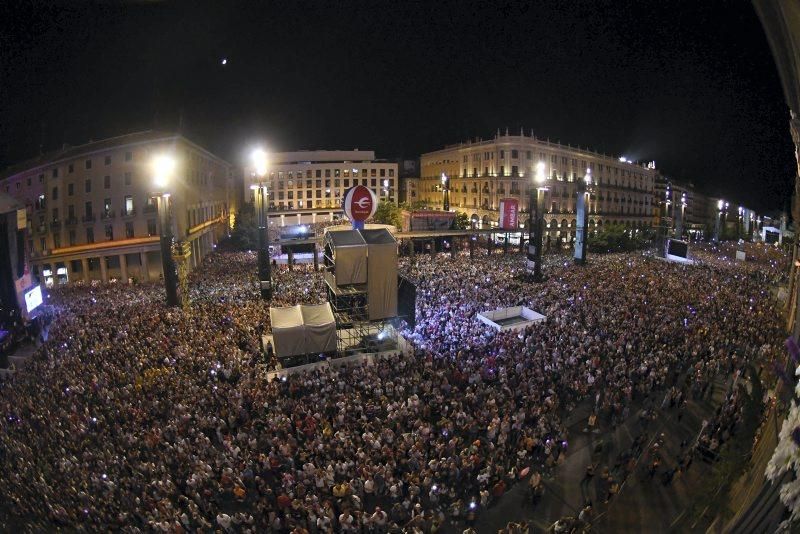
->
[[1, 1, 800, 533]]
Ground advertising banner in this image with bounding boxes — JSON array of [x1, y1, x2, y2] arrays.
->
[[498, 198, 519, 230]]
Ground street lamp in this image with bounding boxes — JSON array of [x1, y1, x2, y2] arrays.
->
[[527, 161, 547, 281], [441, 172, 450, 211], [251, 148, 272, 300], [737, 206, 744, 239], [675, 192, 686, 239], [714, 199, 725, 242], [574, 168, 590, 265], [152, 154, 180, 307]]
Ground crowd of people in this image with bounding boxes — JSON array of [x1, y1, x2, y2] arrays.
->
[[0, 239, 788, 532]]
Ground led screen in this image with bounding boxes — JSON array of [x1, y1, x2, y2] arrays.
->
[[24, 285, 43, 313]]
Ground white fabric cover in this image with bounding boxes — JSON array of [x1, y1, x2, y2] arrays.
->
[[270, 303, 336, 357]]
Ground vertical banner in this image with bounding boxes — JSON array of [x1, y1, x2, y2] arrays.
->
[[498, 198, 519, 230]]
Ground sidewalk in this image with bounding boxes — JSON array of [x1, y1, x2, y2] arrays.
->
[[463, 376, 729, 533]]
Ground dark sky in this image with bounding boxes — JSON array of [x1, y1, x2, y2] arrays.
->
[[0, 0, 795, 211]]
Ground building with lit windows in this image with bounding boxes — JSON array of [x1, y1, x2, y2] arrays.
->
[[243, 150, 398, 227], [0, 131, 236, 285], [419, 130, 657, 241]]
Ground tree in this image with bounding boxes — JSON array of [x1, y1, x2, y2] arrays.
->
[[399, 200, 430, 211], [372, 200, 403, 229], [229, 202, 257, 250], [587, 223, 650, 253], [453, 211, 471, 230]]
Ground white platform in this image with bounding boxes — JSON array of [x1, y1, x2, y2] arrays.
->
[[477, 306, 546, 332]]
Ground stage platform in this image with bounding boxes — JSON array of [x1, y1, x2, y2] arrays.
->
[[263, 349, 403, 380]]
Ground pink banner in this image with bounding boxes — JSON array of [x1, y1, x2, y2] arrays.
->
[[498, 198, 519, 230]]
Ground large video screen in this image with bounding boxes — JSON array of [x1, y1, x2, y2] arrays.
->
[[667, 239, 689, 259], [24, 285, 43, 313]]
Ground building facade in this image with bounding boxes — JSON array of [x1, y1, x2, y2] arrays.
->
[[0, 131, 236, 286], [243, 150, 398, 227], [419, 131, 657, 240]]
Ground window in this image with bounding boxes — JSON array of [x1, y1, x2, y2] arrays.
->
[[124, 195, 133, 215], [325, 169, 331, 178], [511, 150, 518, 159], [334, 169, 340, 178], [26, 177, 31, 186], [68, 164, 74, 173], [315, 179, 322, 188], [85, 179, 92, 193], [512, 165, 519, 176], [147, 219, 157, 236], [370, 168, 377, 177], [125, 151, 132, 162], [52, 186, 58, 200], [68, 183, 74, 196], [371, 179, 377, 187], [344, 179, 350, 187], [68, 230, 76, 246], [104, 198, 112, 213], [526, 151, 532, 159], [52, 168, 58, 178], [361, 169, 367, 177], [105, 155, 111, 165], [39, 237, 45, 251], [53, 234, 61, 249], [380, 168, 386, 177], [104, 175, 111, 189], [38, 174, 44, 183], [125, 222, 134, 238], [315, 170, 322, 178], [67, 205, 75, 219], [86, 227, 94, 243], [105, 225, 113, 240], [500, 150, 505, 159], [500, 166, 505, 176], [52, 208, 58, 222], [85, 201, 93, 218], [85, 159, 92, 170]]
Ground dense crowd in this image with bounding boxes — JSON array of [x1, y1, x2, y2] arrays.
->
[[0, 240, 788, 533]]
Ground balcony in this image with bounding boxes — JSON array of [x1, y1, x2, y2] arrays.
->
[[65, 217, 78, 227], [82, 215, 95, 223], [50, 221, 61, 231], [509, 189, 521, 196], [143, 204, 157, 214], [101, 210, 115, 220], [121, 209, 136, 218]]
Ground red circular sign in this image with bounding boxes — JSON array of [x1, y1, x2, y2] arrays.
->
[[344, 185, 377, 222]]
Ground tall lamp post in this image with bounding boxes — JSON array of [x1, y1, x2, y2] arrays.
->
[[441, 172, 450, 211], [152, 155, 180, 307], [737, 206, 744, 240], [526, 161, 547, 281], [251, 148, 272, 300], [714, 199, 725, 242], [574, 168, 591, 265], [675, 192, 686, 239]]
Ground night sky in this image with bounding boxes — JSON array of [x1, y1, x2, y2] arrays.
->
[[0, 0, 795, 211]]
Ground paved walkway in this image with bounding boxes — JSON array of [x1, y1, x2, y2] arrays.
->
[[457, 375, 730, 533]]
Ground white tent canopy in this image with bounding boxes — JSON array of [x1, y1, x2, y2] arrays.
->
[[270, 303, 337, 358]]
